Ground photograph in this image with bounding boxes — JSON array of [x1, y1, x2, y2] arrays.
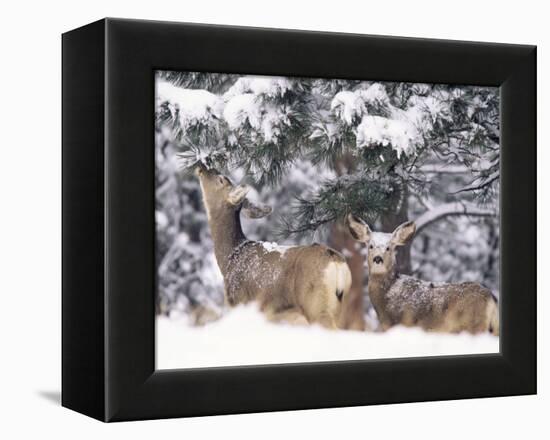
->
[[154, 71, 501, 369]]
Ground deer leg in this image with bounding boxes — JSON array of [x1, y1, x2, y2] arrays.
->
[[317, 313, 338, 330], [265, 307, 309, 326]]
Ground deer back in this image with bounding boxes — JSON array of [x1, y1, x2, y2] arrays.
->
[[381, 275, 495, 333], [224, 241, 350, 327]]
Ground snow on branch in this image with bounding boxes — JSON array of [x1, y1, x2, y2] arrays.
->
[[452, 170, 500, 194], [414, 201, 496, 234], [175, 145, 228, 173], [356, 115, 418, 158], [156, 81, 223, 129], [330, 84, 390, 125], [224, 76, 293, 99], [418, 164, 471, 174], [223, 94, 288, 143], [329, 83, 431, 159], [331, 91, 366, 125]]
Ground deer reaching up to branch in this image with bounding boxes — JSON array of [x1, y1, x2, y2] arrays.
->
[[196, 164, 352, 329], [347, 214, 499, 335]]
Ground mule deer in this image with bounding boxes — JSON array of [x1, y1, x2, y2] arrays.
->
[[347, 214, 499, 335], [195, 165, 352, 329]]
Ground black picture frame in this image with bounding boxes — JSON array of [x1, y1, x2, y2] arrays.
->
[[62, 18, 536, 422]]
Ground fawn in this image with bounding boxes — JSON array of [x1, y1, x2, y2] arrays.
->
[[347, 214, 499, 335]]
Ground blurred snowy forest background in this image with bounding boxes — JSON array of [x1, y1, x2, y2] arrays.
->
[[155, 71, 500, 329]]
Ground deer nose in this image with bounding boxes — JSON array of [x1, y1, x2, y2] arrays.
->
[[373, 256, 383, 264]]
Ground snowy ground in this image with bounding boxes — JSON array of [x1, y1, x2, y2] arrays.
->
[[156, 305, 499, 370]]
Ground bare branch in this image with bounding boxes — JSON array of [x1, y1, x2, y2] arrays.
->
[[452, 170, 499, 194], [415, 201, 496, 234], [417, 164, 471, 174]]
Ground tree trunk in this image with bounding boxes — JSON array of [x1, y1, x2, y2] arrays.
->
[[329, 157, 366, 331], [330, 220, 366, 330], [381, 183, 411, 275]]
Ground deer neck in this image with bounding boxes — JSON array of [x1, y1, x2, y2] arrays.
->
[[208, 207, 247, 276], [368, 270, 397, 319]]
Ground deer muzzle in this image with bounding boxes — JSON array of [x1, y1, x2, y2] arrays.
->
[[194, 162, 207, 176]]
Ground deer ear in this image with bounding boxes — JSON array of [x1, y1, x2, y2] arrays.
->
[[241, 199, 272, 219], [347, 214, 371, 242], [227, 185, 250, 206], [390, 220, 416, 246]]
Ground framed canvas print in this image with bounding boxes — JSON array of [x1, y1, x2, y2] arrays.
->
[[62, 18, 536, 422]]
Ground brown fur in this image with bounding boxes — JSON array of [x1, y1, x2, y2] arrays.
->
[[347, 214, 499, 335], [197, 166, 352, 329], [225, 243, 350, 329], [369, 275, 498, 334]]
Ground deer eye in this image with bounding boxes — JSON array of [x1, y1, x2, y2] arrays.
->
[[386, 247, 390, 251], [217, 176, 226, 185], [369, 244, 373, 249]]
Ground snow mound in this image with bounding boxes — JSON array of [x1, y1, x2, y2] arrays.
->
[[157, 304, 499, 370]]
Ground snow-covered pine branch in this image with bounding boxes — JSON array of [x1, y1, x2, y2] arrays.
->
[[327, 83, 459, 161], [156, 75, 315, 185], [278, 172, 398, 237], [356, 115, 418, 158], [414, 201, 497, 235], [156, 80, 223, 131], [330, 85, 419, 159]]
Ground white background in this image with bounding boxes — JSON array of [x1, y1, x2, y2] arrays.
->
[[0, 0, 546, 437]]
